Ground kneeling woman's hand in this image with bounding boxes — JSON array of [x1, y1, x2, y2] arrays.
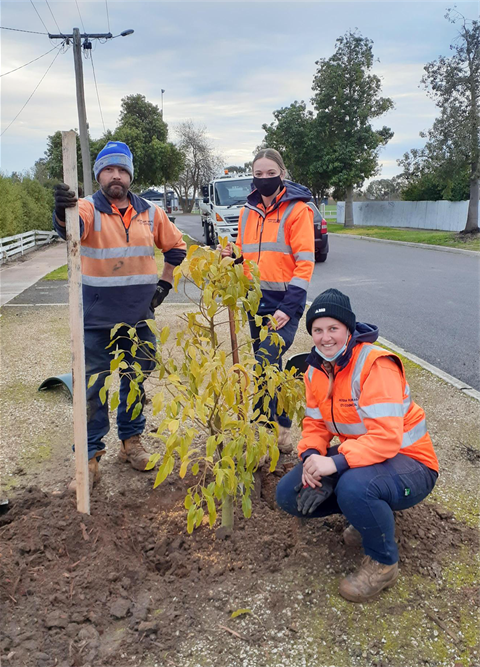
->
[[302, 454, 337, 488]]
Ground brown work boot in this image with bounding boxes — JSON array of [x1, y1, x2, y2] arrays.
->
[[68, 451, 104, 494], [343, 524, 363, 547], [339, 556, 399, 602], [119, 435, 152, 471], [277, 425, 293, 454]]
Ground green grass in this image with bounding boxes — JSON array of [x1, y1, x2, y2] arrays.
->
[[43, 264, 68, 281], [328, 223, 480, 250], [43, 234, 197, 281]]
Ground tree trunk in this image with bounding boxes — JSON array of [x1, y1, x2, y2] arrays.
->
[[463, 177, 479, 233], [344, 185, 354, 228], [215, 494, 234, 539]]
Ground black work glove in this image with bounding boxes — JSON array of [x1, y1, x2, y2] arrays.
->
[[54, 183, 77, 221], [150, 280, 172, 310], [294, 475, 337, 515]]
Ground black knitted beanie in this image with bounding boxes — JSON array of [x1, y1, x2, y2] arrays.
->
[[306, 288, 356, 334]]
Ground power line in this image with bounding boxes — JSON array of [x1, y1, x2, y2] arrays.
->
[[0, 25, 48, 35], [89, 49, 106, 133], [29, 0, 50, 33], [105, 0, 110, 32], [1, 44, 59, 78], [1, 46, 63, 137], [74, 0, 86, 33], [44, 0, 63, 34]]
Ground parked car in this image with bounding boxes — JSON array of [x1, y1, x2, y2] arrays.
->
[[307, 202, 329, 263]]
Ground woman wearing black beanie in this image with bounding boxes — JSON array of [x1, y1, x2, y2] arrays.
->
[[276, 288, 439, 602]]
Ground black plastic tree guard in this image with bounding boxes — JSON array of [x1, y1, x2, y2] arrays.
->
[[284, 352, 309, 376], [38, 373, 73, 398]]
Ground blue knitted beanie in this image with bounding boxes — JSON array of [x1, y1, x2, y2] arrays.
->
[[94, 141, 134, 182]]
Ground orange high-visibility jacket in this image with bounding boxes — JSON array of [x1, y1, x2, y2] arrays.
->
[[53, 190, 186, 329], [298, 342, 439, 473], [236, 181, 315, 319]]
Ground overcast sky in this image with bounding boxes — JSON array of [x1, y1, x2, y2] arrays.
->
[[1, 0, 478, 182]]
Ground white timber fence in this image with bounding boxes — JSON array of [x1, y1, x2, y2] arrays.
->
[[0, 230, 58, 264], [336, 200, 478, 231]]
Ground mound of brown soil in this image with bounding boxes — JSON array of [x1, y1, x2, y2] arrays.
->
[[0, 467, 477, 667]]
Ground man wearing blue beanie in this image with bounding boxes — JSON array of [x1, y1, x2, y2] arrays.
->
[[53, 141, 187, 492]]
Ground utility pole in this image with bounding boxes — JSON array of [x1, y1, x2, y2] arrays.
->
[[72, 28, 92, 195], [161, 88, 167, 213], [49, 28, 134, 196]]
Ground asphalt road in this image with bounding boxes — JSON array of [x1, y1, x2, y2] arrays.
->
[[175, 214, 480, 391]]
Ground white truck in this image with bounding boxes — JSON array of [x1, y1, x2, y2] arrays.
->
[[200, 173, 253, 246]]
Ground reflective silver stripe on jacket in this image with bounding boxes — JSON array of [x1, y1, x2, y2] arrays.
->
[[351, 344, 378, 403], [82, 274, 158, 287], [401, 419, 427, 449], [403, 384, 412, 414], [358, 402, 404, 419], [81, 246, 155, 259], [324, 420, 368, 436], [290, 276, 310, 290], [305, 406, 323, 420], [146, 201, 156, 232], [294, 251, 315, 262], [242, 241, 291, 254], [307, 366, 314, 382], [84, 196, 102, 231], [260, 280, 287, 291]]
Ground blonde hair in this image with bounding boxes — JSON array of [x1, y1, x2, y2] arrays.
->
[[253, 148, 288, 176]]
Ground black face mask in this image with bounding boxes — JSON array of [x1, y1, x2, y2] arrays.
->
[[253, 175, 283, 197]]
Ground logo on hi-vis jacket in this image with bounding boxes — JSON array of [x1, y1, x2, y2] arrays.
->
[[338, 398, 359, 407]]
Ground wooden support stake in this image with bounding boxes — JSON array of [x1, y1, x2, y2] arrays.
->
[[228, 308, 239, 365], [62, 130, 90, 515]]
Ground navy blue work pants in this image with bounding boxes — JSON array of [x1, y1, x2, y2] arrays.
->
[[84, 326, 156, 460], [276, 449, 437, 564], [248, 313, 300, 428]]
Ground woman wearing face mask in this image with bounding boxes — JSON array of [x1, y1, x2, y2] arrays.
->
[[276, 288, 439, 602], [219, 148, 315, 453]]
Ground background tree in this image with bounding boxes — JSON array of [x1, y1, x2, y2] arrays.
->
[[262, 101, 330, 203], [311, 30, 394, 226], [113, 94, 184, 191], [0, 173, 54, 236], [40, 94, 184, 192], [398, 11, 479, 232], [170, 121, 223, 213], [364, 177, 404, 200]]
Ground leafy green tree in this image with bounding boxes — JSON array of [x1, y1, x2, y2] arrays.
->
[[311, 30, 394, 226], [112, 94, 184, 191], [99, 242, 304, 534], [0, 174, 54, 236], [262, 101, 330, 203], [40, 94, 184, 192], [364, 177, 404, 200], [398, 11, 479, 231]]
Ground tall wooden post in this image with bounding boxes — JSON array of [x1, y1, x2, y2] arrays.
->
[[72, 28, 93, 196], [62, 130, 90, 514]]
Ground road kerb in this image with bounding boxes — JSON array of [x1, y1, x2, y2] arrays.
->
[[328, 233, 479, 256]]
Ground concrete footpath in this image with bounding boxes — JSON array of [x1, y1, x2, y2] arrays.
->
[[0, 241, 67, 307]]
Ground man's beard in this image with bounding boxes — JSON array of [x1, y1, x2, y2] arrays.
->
[[102, 181, 128, 200]]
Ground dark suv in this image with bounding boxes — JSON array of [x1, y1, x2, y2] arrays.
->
[[307, 202, 329, 263]]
